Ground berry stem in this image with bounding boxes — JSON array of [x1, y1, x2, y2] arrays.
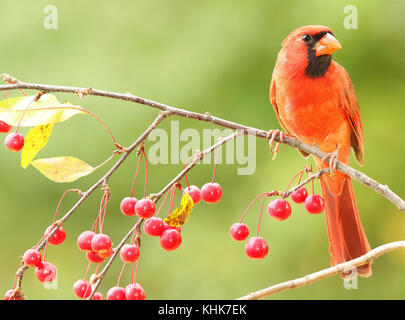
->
[[130, 228, 137, 245], [53, 189, 80, 223], [91, 194, 106, 233], [131, 260, 139, 284], [117, 263, 127, 287], [282, 171, 302, 198], [95, 263, 101, 275], [142, 149, 148, 199], [168, 185, 177, 214], [182, 153, 199, 190], [15, 92, 43, 133], [83, 262, 92, 281], [239, 192, 268, 223], [130, 153, 143, 198], [256, 195, 268, 237], [297, 169, 305, 184], [211, 146, 222, 183], [155, 187, 172, 217], [99, 194, 109, 233]]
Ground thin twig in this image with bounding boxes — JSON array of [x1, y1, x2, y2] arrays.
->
[[237, 241, 405, 300], [283, 168, 330, 198]]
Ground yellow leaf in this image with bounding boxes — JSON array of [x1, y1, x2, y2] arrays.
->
[[0, 94, 86, 126], [21, 124, 54, 168], [31, 156, 95, 183], [164, 193, 194, 228]]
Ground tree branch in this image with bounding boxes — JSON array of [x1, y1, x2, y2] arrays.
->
[[1, 75, 404, 211], [237, 241, 405, 300]]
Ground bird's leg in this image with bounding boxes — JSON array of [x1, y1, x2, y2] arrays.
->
[[322, 148, 339, 175], [341, 268, 357, 281], [266, 129, 284, 160]]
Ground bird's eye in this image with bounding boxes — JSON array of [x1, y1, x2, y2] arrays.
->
[[302, 34, 312, 42]]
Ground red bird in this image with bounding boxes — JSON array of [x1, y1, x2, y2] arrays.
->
[[270, 25, 371, 278]]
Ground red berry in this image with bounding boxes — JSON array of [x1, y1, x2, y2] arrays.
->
[[229, 223, 249, 241], [4, 132, 24, 152], [183, 185, 202, 205], [91, 233, 112, 254], [98, 246, 113, 259], [160, 229, 182, 251], [120, 244, 140, 263], [125, 283, 146, 300], [73, 279, 92, 299], [163, 222, 181, 233], [92, 292, 105, 300], [106, 287, 126, 300], [120, 197, 137, 216], [35, 261, 57, 283], [304, 194, 325, 214], [77, 231, 96, 252], [45, 226, 66, 246], [291, 187, 308, 204], [267, 199, 292, 221], [23, 249, 42, 267], [4, 289, 24, 300], [86, 251, 105, 264], [245, 237, 269, 259], [135, 198, 156, 219], [0, 121, 12, 133], [201, 182, 222, 203], [143, 217, 165, 237]]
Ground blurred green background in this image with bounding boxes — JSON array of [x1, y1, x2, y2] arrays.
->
[[1, 0, 405, 300]]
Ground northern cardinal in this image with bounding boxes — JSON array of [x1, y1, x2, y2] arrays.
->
[[269, 25, 371, 278]]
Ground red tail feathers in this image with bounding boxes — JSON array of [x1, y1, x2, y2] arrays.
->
[[320, 175, 371, 278]]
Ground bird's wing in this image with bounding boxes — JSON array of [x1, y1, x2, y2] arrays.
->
[[337, 65, 364, 165], [270, 76, 291, 134], [270, 75, 310, 158]]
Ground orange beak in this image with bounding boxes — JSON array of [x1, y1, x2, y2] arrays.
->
[[315, 33, 342, 57]]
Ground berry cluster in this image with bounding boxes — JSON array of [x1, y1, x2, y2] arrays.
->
[[120, 196, 156, 219], [229, 168, 325, 261], [4, 224, 66, 299], [143, 216, 182, 251], [230, 223, 269, 260], [139, 181, 222, 252], [105, 283, 146, 300], [77, 231, 113, 264]]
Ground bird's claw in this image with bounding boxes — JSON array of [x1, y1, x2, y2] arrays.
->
[[266, 129, 284, 160], [322, 150, 338, 175]]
